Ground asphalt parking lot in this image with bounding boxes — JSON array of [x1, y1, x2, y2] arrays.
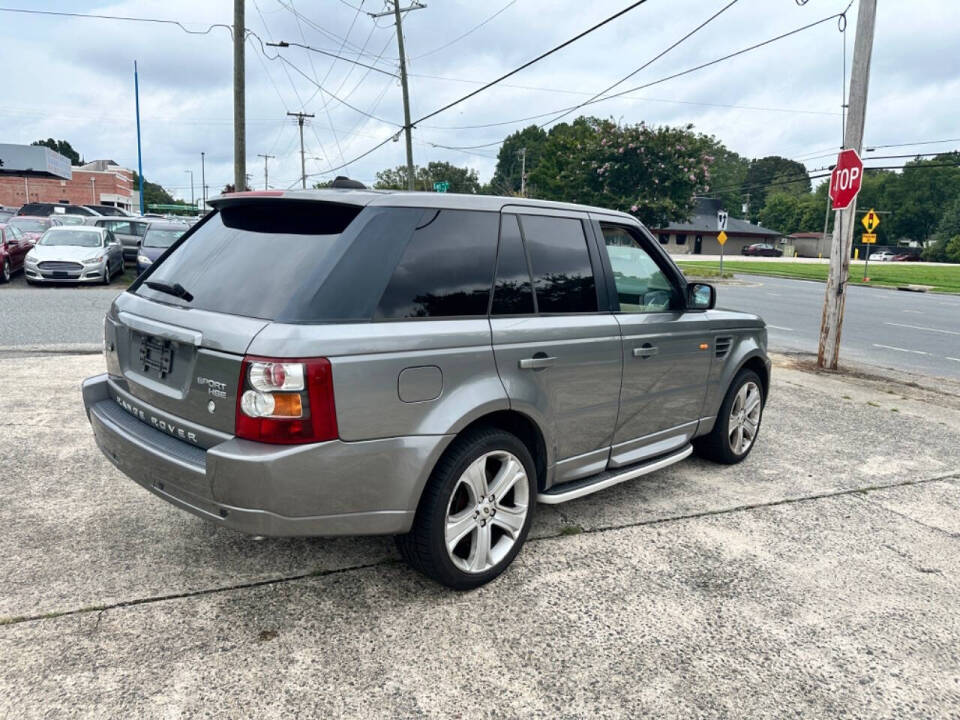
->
[[3, 353, 960, 718]]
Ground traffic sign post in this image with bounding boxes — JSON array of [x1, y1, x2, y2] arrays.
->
[[860, 209, 879, 280], [862, 208, 880, 232], [717, 210, 728, 276]]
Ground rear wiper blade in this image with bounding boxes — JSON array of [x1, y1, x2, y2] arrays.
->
[[144, 280, 194, 302]]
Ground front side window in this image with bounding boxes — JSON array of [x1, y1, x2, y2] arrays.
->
[[519, 214, 597, 313], [491, 214, 535, 315], [375, 209, 498, 319], [601, 224, 681, 313]]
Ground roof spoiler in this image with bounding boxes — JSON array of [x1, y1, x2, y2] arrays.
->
[[331, 176, 367, 189]]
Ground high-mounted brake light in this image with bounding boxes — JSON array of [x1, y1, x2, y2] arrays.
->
[[235, 356, 338, 444]]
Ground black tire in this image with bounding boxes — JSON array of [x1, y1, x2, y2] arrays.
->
[[396, 427, 537, 590], [102, 263, 112, 285], [0, 260, 10, 284], [693, 368, 765, 464]]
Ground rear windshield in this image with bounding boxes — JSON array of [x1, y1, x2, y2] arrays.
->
[[135, 201, 364, 319], [142, 227, 186, 248]]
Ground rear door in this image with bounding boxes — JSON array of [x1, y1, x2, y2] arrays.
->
[[490, 209, 621, 484], [593, 217, 712, 467]]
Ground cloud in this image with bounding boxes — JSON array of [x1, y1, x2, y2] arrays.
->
[[0, 0, 957, 200]]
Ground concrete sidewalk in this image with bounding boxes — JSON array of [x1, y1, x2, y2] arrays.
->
[[1, 355, 958, 718]]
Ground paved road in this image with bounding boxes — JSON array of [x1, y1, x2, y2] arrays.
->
[[716, 275, 960, 380], [2, 271, 958, 380], [0, 274, 121, 349]]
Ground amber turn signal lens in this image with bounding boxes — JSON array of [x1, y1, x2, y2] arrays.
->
[[270, 393, 303, 418], [699, 343, 710, 350]]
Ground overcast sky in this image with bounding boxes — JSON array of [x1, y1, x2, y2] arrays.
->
[[2, 0, 958, 200]]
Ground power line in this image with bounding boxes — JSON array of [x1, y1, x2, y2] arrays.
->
[[410, 0, 516, 60], [432, 8, 852, 151], [540, 0, 740, 129], [865, 138, 960, 151], [0, 6, 233, 35], [413, 0, 653, 127], [274, 0, 397, 64]]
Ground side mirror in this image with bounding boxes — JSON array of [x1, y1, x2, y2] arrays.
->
[[686, 282, 715, 310]]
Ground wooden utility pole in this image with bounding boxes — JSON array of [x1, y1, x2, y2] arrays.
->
[[519, 147, 527, 197], [287, 112, 315, 189], [257, 153, 275, 190], [818, 0, 877, 370], [371, 1, 425, 190], [233, 0, 246, 192]]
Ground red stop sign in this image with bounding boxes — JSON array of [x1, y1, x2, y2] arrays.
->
[[829, 149, 864, 210]]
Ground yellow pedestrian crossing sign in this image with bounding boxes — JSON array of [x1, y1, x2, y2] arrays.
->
[[717, 230, 728, 246], [862, 209, 880, 233]]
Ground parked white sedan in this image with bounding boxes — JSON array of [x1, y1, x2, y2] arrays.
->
[[24, 226, 124, 285]]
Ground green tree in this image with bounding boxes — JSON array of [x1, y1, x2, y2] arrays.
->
[[743, 156, 810, 221], [488, 125, 548, 196], [882, 153, 960, 243], [31, 138, 81, 165], [757, 193, 800, 233], [526, 117, 714, 228], [690, 136, 749, 218], [131, 171, 176, 206], [374, 161, 480, 193], [945, 235, 960, 263]]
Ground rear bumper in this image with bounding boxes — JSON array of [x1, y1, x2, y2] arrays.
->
[[82, 374, 452, 536]]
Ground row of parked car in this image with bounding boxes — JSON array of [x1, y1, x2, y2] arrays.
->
[[0, 202, 192, 285]]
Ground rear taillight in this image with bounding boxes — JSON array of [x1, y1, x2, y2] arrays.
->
[[235, 356, 338, 444]]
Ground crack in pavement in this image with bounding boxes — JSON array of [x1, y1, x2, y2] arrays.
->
[[854, 492, 960, 539], [2, 470, 958, 629]]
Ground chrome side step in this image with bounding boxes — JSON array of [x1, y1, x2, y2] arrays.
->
[[537, 444, 693, 504]]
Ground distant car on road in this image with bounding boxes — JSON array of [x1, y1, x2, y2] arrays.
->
[[0, 222, 30, 283], [742, 243, 783, 257], [871, 249, 898, 262], [87, 217, 151, 265], [24, 226, 124, 285], [6, 216, 61, 244], [891, 252, 920, 262], [136, 221, 187, 274]]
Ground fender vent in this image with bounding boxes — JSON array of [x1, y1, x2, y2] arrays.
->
[[715, 336, 732, 358]]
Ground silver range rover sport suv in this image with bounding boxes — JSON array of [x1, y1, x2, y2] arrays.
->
[[82, 186, 770, 590]]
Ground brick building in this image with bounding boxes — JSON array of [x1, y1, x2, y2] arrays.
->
[[0, 144, 136, 211]]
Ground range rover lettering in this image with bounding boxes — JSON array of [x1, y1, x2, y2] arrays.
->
[[82, 182, 770, 590]]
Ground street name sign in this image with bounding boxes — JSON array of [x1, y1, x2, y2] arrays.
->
[[829, 149, 864, 210], [433, 181, 450, 193]]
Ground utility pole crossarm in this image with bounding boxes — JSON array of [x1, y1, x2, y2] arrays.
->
[[287, 112, 315, 190], [257, 153, 275, 190]]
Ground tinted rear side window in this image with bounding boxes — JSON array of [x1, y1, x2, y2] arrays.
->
[[519, 215, 597, 313], [492, 214, 534, 315], [135, 200, 362, 320], [375, 209, 498, 319]]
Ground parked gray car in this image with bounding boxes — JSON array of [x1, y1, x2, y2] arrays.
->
[[25, 225, 123, 284], [82, 188, 770, 589], [86, 217, 151, 264]]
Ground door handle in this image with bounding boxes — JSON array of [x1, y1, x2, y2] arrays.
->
[[519, 355, 557, 370], [632, 344, 659, 359]]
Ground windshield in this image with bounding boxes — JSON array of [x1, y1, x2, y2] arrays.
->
[[56, 216, 87, 226], [10, 218, 49, 232], [39, 229, 102, 247], [136, 201, 363, 319], [143, 228, 186, 248]]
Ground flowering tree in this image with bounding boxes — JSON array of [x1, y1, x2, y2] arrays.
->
[[527, 117, 715, 227]]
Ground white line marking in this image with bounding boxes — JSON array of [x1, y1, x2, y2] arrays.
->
[[947, 357, 960, 363], [767, 292, 781, 297], [873, 343, 929, 355], [884, 322, 960, 336], [767, 325, 794, 331], [901, 310, 923, 314]]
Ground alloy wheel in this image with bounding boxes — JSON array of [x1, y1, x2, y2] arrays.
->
[[444, 450, 530, 574], [728, 380, 762, 455], [1, 260, 10, 282]]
